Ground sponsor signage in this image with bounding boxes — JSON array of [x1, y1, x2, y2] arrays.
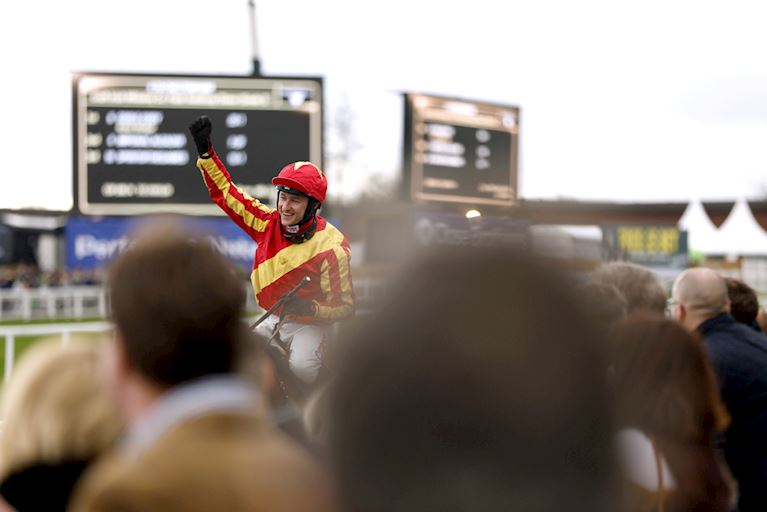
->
[[602, 225, 688, 265], [65, 216, 256, 270]]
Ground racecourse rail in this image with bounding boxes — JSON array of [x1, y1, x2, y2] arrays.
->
[[0, 321, 113, 381], [0, 278, 385, 380], [0, 277, 384, 322]]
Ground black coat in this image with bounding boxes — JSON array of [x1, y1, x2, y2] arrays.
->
[[698, 313, 767, 512], [0, 459, 90, 511]]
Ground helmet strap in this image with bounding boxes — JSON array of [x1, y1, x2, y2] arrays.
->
[[281, 216, 318, 244], [299, 198, 320, 225]]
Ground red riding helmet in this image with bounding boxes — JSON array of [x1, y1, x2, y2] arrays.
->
[[271, 161, 327, 204]]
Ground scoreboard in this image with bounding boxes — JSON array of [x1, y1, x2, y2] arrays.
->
[[403, 93, 520, 207], [73, 73, 323, 215]]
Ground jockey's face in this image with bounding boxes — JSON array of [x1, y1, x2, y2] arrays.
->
[[277, 190, 309, 226]]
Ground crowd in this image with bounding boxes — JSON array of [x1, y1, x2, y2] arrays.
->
[[588, 261, 767, 511], [0, 224, 766, 511], [0, 264, 103, 289]]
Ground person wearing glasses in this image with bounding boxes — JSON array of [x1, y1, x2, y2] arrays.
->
[[670, 268, 767, 511]]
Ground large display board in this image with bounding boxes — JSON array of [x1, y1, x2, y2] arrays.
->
[[403, 93, 520, 207], [73, 73, 323, 215], [602, 224, 689, 265]]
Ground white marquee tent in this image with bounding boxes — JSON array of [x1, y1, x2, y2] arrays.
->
[[677, 199, 725, 255], [715, 197, 767, 258], [678, 197, 767, 257]]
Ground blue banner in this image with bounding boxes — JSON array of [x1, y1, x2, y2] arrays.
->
[[66, 216, 256, 270]]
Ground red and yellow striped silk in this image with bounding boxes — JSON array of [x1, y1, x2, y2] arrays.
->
[[197, 152, 355, 324]]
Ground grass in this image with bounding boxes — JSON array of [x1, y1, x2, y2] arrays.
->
[[0, 313, 262, 381], [0, 319, 109, 381], [0, 317, 104, 326]]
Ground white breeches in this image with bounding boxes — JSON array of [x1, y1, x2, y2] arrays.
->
[[255, 316, 329, 383]]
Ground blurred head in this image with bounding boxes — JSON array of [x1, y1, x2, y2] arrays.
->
[[725, 277, 759, 326], [757, 307, 767, 334], [107, 224, 246, 393], [608, 316, 729, 440], [671, 268, 729, 331], [580, 282, 628, 339], [589, 262, 667, 316], [326, 247, 617, 512], [0, 339, 123, 477], [608, 315, 732, 510]]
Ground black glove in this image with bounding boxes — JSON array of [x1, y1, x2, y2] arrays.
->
[[283, 297, 316, 317], [188, 115, 213, 156]]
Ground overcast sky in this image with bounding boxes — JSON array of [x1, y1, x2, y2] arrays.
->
[[3, 0, 767, 210]]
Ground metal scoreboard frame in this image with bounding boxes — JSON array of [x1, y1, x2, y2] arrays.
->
[[403, 92, 520, 208], [72, 72, 323, 216]]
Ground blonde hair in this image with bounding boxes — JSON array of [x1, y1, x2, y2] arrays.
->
[[0, 338, 123, 477]]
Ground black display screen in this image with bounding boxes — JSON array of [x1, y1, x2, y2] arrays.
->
[[73, 74, 323, 215], [404, 93, 519, 207]]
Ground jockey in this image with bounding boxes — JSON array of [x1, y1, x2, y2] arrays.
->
[[188, 116, 355, 384]]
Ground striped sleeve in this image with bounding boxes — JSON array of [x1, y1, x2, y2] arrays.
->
[[315, 243, 355, 322], [197, 150, 275, 241]]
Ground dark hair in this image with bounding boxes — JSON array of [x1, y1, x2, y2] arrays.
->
[[108, 225, 246, 387], [609, 316, 731, 511], [326, 247, 617, 512], [725, 277, 759, 326]]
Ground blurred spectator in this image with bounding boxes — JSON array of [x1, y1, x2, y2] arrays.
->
[[70, 225, 333, 512], [0, 265, 104, 290], [725, 277, 761, 332], [757, 307, 767, 335], [590, 262, 667, 316], [325, 247, 618, 512], [671, 268, 767, 511], [0, 339, 123, 512], [69, 268, 100, 287], [11, 264, 37, 289], [39, 268, 65, 287], [580, 281, 628, 340], [0, 266, 14, 289], [609, 316, 733, 512]]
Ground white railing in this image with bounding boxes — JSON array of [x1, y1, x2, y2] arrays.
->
[[0, 285, 262, 322], [0, 277, 387, 380], [0, 277, 384, 322], [0, 322, 113, 381], [0, 286, 108, 321]]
